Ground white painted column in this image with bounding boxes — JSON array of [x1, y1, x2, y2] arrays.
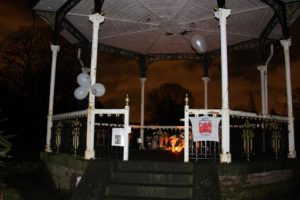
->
[[140, 77, 147, 148], [45, 44, 60, 152], [123, 95, 130, 161], [257, 65, 267, 115], [184, 94, 189, 162], [258, 45, 273, 115], [215, 8, 231, 163], [280, 39, 296, 159], [264, 66, 269, 115], [84, 13, 105, 159], [202, 77, 210, 109]]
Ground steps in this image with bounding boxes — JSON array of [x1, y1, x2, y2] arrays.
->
[[104, 161, 194, 199], [71, 160, 221, 200]]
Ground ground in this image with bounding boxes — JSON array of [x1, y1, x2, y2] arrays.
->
[[2, 150, 300, 200], [3, 160, 71, 200], [1, 150, 182, 200]]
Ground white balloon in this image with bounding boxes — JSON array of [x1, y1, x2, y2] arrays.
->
[[77, 73, 91, 87], [74, 86, 89, 100], [191, 35, 207, 54], [91, 83, 105, 97]]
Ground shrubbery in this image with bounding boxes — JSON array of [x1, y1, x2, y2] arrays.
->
[[0, 182, 22, 200], [0, 109, 22, 199]]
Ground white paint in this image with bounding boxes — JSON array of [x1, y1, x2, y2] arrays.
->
[[214, 8, 232, 163], [123, 100, 130, 161], [184, 103, 189, 162], [257, 65, 267, 115], [84, 14, 105, 159], [280, 39, 296, 159], [45, 44, 60, 152], [257, 45, 273, 115], [140, 77, 147, 148]]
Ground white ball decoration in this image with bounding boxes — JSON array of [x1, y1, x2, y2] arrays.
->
[[77, 73, 91, 87], [191, 35, 208, 54], [91, 83, 105, 97], [74, 86, 89, 100]]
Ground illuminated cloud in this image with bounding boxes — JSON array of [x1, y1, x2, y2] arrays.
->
[[0, 1, 33, 39]]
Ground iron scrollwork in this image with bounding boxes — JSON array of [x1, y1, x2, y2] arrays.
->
[[71, 119, 82, 155], [271, 122, 282, 159], [242, 120, 254, 161], [55, 121, 63, 154]]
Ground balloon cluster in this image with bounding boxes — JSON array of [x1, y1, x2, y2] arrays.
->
[[191, 35, 207, 54], [74, 72, 105, 100]]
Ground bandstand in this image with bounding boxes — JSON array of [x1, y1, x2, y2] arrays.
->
[[32, 0, 300, 164]]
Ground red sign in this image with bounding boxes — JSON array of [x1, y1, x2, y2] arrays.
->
[[190, 116, 221, 142], [199, 120, 212, 135]]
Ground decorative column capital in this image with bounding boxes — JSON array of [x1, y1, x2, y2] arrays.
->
[[280, 38, 291, 49], [185, 93, 189, 106], [214, 8, 231, 22], [89, 13, 105, 25], [125, 94, 129, 108], [202, 76, 210, 83], [51, 44, 60, 52], [257, 65, 267, 72], [140, 77, 147, 83]]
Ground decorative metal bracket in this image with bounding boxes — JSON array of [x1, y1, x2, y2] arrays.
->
[[271, 122, 281, 159], [55, 121, 63, 154], [242, 120, 254, 161], [71, 119, 82, 155]]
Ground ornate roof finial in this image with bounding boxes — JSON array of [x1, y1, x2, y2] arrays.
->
[[125, 94, 129, 107], [185, 93, 189, 106]]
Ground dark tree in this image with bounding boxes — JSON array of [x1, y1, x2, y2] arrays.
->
[[0, 27, 83, 113], [247, 92, 257, 112], [0, 27, 82, 158], [146, 83, 195, 125]]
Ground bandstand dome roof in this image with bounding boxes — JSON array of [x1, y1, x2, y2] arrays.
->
[[33, 0, 300, 59]]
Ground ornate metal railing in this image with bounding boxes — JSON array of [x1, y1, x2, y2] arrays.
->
[[50, 109, 289, 162], [130, 125, 220, 161], [51, 109, 130, 160], [189, 140, 220, 161], [51, 110, 87, 156], [94, 114, 126, 160], [183, 108, 289, 162], [230, 111, 289, 161], [131, 125, 184, 150]]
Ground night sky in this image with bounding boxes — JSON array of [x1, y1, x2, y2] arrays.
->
[[1, 0, 300, 123]]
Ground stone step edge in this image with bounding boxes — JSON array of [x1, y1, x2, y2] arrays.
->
[[108, 181, 193, 187], [103, 196, 192, 200]]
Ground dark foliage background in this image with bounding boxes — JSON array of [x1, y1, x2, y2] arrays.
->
[[146, 82, 195, 125], [0, 27, 82, 160]]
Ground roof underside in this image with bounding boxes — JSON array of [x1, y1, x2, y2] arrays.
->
[[33, 0, 300, 57]]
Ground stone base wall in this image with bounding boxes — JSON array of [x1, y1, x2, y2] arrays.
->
[[40, 152, 88, 191], [46, 163, 84, 190], [219, 170, 296, 199], [218, 161, 300, 200], [40, 153, 300, 199]]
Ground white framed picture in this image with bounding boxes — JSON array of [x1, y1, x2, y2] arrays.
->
[[112, 128, 124, 146]]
